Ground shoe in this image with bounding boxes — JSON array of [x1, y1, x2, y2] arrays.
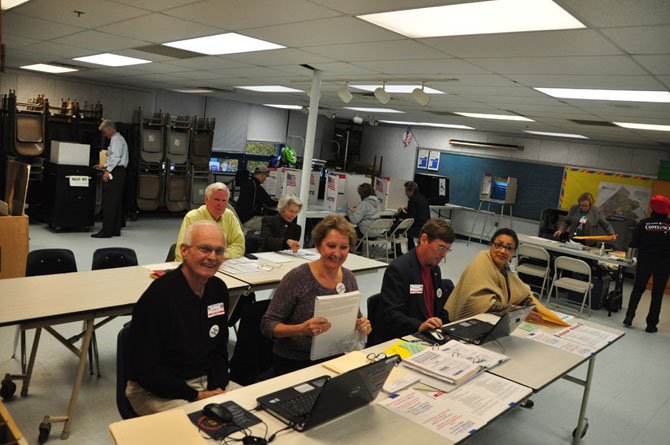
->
[[645, 326, 658, 333], [113, 232, 121, 237], [91, 231, 112, 238], [520, 399, 534, 409], [623, 317, 633, 327]]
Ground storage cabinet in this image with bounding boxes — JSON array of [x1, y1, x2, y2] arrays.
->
[[45, 162, 96, 231]]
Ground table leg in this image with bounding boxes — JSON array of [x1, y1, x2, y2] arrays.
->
[[572, 356, 595, 443], [21, 327, 42, 397], [60, 319, 95, 439]]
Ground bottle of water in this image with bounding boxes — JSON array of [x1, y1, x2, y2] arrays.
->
[[599, 242, 605, 256]]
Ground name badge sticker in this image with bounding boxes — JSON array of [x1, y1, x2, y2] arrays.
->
[[436, 288, 443, 299], [207, 303, 225, 318], [336, 282, 346, 294], [209, 324, 219, 338], [409, 284, 423, 294]]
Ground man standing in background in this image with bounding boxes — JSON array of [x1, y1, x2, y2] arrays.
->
[[92, 119, 128, 238]]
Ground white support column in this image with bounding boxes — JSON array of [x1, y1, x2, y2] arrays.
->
[[297, 69, 322, 246]]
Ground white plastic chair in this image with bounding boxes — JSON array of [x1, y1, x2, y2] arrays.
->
[[356, 218, 394, 263], [546, 256, 593, 317], [388, 218, 414, 259], [515, 244, 551, 298]]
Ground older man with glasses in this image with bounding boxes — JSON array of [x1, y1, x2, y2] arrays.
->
[[126, 221, 233, 416], [446, 228, 542, 323], [378, 219, 455, 341]]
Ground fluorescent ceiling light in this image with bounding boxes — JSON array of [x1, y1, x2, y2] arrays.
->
[[614, 122, 670, 132], [525, 130, 588, 139], [73, 53, 151, 67], [263, 104, 302, 110], [455, 112, 534, 122], [345, 107, 403, 113], [21, 63, 78, 74], [358, 0, 584, 38], [535, 87, 670, 103], [379, 120, 474, 130], [172, 88, 214, 93], [350, 84, 444, 94], [164, 33, 284, 56], [1, 0, 29, 10], [237, 86, 303, 93]]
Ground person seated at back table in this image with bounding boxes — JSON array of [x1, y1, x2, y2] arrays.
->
[[236, 165, 278, 233], [126, 221, 233, 415], [260, 215, 372, 375], [446, 228, 543, 323], [261, 195, 303, 252], [553, 192, 615, 246], [347, 182, 382, 241], [175, 182, 245, 261], [379, 219, 454, 341]]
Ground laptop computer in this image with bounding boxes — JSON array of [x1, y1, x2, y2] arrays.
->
[[444, 306, 534, 345], [256, 354, 399, 431]]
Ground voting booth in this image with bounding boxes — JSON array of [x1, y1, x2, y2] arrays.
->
[[374, 177, 407, 210]]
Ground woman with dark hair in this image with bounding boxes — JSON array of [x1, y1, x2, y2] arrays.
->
[[446, 228, 542, 322], [260, 216, 372, 375], [347, 182, 381, 240]]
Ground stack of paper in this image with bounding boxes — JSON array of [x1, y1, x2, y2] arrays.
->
[[402, 349, 482, 385], [280, 249, 321, 261]]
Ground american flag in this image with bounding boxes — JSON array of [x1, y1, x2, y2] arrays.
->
[[286, 173, 297, 187], [327, 176, 336, 191], [403, 127, 413, 147]]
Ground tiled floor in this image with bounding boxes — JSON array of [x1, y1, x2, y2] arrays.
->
[[1, 215, 668, 444]]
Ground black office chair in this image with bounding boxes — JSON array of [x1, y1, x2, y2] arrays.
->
[[441, 279, 455, 303], [229, 300, 274, 386], [366, 293, 386, 347], [165, 243, 177, 262], [91, 247, 138, 270], [116, 324, 138, 419]]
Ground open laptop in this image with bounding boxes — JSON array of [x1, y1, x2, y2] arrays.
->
[[444, 306, 535, 345], [256, 354, 399, 431]]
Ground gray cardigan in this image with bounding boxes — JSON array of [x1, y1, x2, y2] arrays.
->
[[559, 204, 614, 245]]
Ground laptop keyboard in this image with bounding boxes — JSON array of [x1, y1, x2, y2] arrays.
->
[[274, 390, 321, 419]]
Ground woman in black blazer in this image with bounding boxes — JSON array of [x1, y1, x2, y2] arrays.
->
[[261, 195, 303, 251]]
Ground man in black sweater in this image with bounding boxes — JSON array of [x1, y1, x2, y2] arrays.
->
[[398, 181, 431, 250], [126, 221, 231, 415], [236, 165, 278, 232], [624, 195, 670, 333]]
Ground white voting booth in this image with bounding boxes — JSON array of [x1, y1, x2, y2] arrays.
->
[[324, 173, 370, 212], [263, 167, 319, 204], [375, 176, 407, 211]]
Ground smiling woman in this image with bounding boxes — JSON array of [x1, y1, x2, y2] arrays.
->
[[260, 216, 371, 375]]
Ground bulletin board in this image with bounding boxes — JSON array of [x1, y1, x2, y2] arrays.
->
[[416, 151, 564, 220]]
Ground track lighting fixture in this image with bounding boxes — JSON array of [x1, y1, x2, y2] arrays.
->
[[374, 81, 391, 105], [337, 82, 353, 104], [412, 82, 431, 106]]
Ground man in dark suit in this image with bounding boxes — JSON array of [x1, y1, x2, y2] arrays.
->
[[378, 219, 454, 341], [398, 181, 431, 250]]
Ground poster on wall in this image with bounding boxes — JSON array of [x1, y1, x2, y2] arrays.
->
[[596, 182, 651, 220], [427, 151, 440, 171], [417, 149, 429, 169], [560, 168, 654, 219]]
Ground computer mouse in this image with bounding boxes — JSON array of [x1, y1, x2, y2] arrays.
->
[[203, 403, 234, 423], [244, 253, 258, 260], [421, 329, 445, 344]]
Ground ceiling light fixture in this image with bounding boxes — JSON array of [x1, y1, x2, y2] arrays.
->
[[1, 0, 29, 10], [524, 130, 588, 139], [455, 112, 534, 121], [21, 63, 78, 74], [172, 88, 214, 94], [344, 107, 403, 113], [263, 104, 303, 110], [535, 87, 670, 103], [379, 120, 474, 130], [352, 115, 364, 124], [337, 82, 353, 104], [449, 139, 523, 150], [236, 86, 303, 93], [374, 82, 391, 105], [349, 84, 444, 94], [613, 122, 670, 132], [73, 53, 151, 67], [164, 33, 284, 56], [412, 83, 431, 106]]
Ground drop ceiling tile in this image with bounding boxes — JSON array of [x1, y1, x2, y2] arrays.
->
[[3, 12, 84, 40], [2, 34, 40, 49], [52, 30, 149, 51], [561, 0, 670, 27], [279, 62, 381, 76], [601, 24, 670, 55], [468, 56, 647, 76], [164, 0, 340, 30], [307, 0, 458, 15], [633, 55, 670, 75], [247, 17, 403, 48], [12, 0, 150, 28], [303, 40, 449, 62], [423, 29, 622, 58], [163, 56, 251, 70], [97, 13, 222, 43], [225, 49, 336, 67], [21, 41, 93, 59], [111, 0, 199, 11], [507, 74, 667, 90], [353, 59, 488, 75]]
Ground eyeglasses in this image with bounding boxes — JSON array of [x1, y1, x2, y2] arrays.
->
[[192, 244, 225, 257], [492, 241, 516, 253], [433, 242, 452, 253]]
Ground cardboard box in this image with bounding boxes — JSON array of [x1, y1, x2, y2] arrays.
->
[[50, 141, 90, 166]]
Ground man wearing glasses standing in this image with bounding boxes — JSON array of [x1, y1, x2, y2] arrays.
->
[[378, 219, 455, 341], [446, 228, 542, 322], [126, 221, 232, 415]]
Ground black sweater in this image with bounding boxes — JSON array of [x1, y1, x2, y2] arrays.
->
[[261, 214, 302, 251], [236, 176, 277, 223], [128, 266, 229, 401]]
